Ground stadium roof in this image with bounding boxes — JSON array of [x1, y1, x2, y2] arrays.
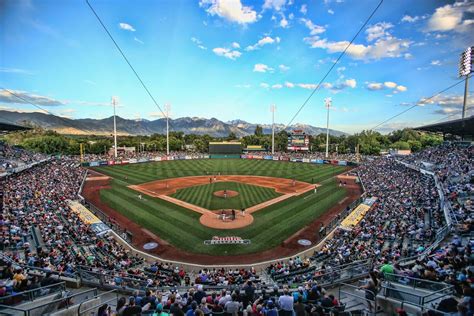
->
[[414, 116, 474, 136], [0, 122, 30, 132]]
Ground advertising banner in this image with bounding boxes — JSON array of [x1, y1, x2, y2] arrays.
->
[[99, 161, 108, 166], [138, 158, 148, 163], [264, 156, 273, 160], [154, 157, 162, 161], [68, 200, 110, 235], [338, 160, 348, 166], [108, 161, 115, 165], [129, 158, 138, 164], [302, 158, 310, 163], [204, 236, 251, 245], [254, 156, 263, 160], [273, 157, 280, 161]]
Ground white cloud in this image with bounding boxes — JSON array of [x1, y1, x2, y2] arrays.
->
[[366, 81, 407, 92], [245, 36, 280, 51], [0, 89, 64, 106], [280, 15, 289, 28], [396, 85, 407, 92], [367, 82, 383, 90], [417, 94, 474, 115], [0, 67, 33, 75], [231, 42, 240, 48], [300, 18, 326, 35], [289, 13, 294, 20], [235, 84, 251, 88], [328, 9, 334, 15], [263, 0, 287, 11], [343, 79, 356, 88], [431, 60, 442, 66], [279, 64, 290, 72], [304, 36, 411, 60], [284, 81, 295, 88], [199, 0, 258, 25], [426, 1, 474, 32], [134, 37, 144, 44], [253, 63, 274, 73], [297, 83, 318, 89], [212, 47, 242, 60], [192, 37, 208, 50], [300, 4, 307, 15], [119, 22, 136, 32], [365, 22, 393, 42], [272, 84, 283, 89], [260, 82, 270, 88], [401, 15, 419, 23], [384, 81, 397, 89]]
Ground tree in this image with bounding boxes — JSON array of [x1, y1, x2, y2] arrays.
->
[[254, 125, 263, 137], [227, 132, 237, 141]]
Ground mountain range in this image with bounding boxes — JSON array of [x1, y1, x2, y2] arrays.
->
[[0, 110, 347, 137]]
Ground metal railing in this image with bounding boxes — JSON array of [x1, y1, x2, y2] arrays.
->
[[0, 282, 66, 306], [338, 283, 377, 315], [77, 289, 118, 316]]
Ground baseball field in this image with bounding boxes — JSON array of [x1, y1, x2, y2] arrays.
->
[[88, 159, 349, 256]]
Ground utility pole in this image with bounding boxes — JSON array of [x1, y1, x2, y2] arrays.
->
[[164, 104, 171, 156], [324, 98, 332, 158], [112, 96, 118, 158], [270, 104, 276, 154]]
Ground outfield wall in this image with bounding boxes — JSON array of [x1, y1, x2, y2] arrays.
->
[[81, 154, 357, 167]]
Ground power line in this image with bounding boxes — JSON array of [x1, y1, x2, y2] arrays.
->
[[284, 0, 384, 129], [85, 0, 172, 129], [0, 88, 92, 135], [371, 75, 471, 131]]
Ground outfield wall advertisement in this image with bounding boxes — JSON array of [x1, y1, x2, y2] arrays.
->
[[82, 154, 356, 167]]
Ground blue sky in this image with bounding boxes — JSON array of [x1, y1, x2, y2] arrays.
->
[[1, 0, 473, 134]]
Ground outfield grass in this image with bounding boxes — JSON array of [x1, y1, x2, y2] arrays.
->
[[171, 181, 281, 210], [93, 159, 348, 255]]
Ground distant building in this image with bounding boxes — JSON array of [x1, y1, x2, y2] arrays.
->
[[108, 146, 135, 156]]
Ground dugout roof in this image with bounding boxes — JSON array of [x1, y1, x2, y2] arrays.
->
[[414, 116, 474, 137]]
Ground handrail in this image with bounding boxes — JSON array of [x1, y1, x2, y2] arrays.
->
[[77, 289, 118, 316], [338, 283, 377, 315], [0, 281, 66, 303]]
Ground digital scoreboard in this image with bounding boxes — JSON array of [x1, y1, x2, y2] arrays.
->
[[287, 130, 310, 151]]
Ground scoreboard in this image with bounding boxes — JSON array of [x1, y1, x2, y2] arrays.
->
[[209, 142, 242, 154], [288, 130, 310, 151]]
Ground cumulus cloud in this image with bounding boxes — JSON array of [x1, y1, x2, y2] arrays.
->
[[279, 64, 290, 72], [304, 36, 411, 60], [300, 18, 326, 35], [119, 22, 136, 32], [231, 42, 240, 48], [401, 15, 420, 23], [300, 4, 307, 15], [365, 22, 393, 42], [253, 63, 274, 72], [366, 81, 407, 92], [199, 0, 258, 25], [328, 9, 334, 15], [263, 0, 287, 11], [245, 36, 280, 51], [431, 60, 442, 66], [298, 83, 318, 89], [272, 84, 283, 89], [417, 93, 474, 115], [426, 1, 474, 32], [280, 15, 289, 28], [284, 81, 295, 88], [260, 82, 270, 88], [0, 89, 64, 106], [212, 47, 242, 60]]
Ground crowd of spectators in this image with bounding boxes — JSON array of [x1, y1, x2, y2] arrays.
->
[[0, 141, 48, 173]]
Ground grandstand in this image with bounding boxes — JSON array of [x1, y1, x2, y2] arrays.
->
[[2, 1, 474, 315]]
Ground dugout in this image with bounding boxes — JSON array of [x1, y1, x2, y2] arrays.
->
[[209, 142, 242, 158]]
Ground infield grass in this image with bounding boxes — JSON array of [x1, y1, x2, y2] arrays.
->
[[171, 181, 281, 210], [93, 159, 349, 255]]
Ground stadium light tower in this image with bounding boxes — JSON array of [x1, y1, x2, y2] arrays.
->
[[324, 97, 332, 158], [459, 46, 473, 119], [111, 96, 119, 158], [164, 103, 171, 155], [270, 104, 276, 154]]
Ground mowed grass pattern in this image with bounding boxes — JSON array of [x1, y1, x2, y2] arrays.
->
[[171, 181, 281, 210], [94, 159, 348, 255]]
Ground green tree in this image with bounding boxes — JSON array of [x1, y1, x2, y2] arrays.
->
[[254, 125, 263, 137]]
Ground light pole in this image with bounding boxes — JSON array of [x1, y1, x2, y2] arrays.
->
[[324, 97, 332, 158], [112, 96, 118, 158], [270, 104, 276, 154], [164, 104, 171, 155], [459, 46, 473, 119]]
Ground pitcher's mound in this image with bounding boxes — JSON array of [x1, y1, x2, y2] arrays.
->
[[213, 190, 239, 198]]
